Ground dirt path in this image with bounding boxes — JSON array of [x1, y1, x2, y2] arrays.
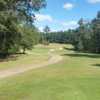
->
[[0, 55, 63, 79]]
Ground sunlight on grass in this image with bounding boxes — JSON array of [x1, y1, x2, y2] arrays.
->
[[0, 44, 100, 100]]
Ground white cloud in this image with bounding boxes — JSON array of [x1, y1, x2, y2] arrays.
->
[[35, 14, 53, 22], [61, 21, 78, 30], [38, 26, 44, 32], [88, 0, 100, 3], [36, 20, 78, 32], [63, 3, 74, 10]]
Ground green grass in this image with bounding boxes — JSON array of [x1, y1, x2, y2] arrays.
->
[[0, 44, 100, 100]]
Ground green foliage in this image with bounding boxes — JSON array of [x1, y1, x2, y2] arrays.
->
[[19, 25, 39, 53], [40, 26, 50, 45], [43, 25, 50, 33], [0, 0, 46, 56], [72, 11, 100, 53], [90, 12, 100, 53], [40, 30, 74, 44]]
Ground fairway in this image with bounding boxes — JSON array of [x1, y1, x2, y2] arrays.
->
[[0, 44, 100, 100]]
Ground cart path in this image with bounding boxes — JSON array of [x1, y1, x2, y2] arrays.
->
[[0, 54, 63, 79]]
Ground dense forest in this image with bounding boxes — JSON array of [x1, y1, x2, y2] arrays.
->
[[0, 0, 46, 56], [41, 11, 100, 53]]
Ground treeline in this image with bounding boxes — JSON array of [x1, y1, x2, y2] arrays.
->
[[72, 11, 100, 53], [41, 11, 100, 53], [0, 0, 46, 56], [40, 30, 73, 44]]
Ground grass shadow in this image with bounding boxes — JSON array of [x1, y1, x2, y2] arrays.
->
[[92, 64, 100, 67], [0, 53, 25, 62], [63, 53, 100, 59], [63, 46, 100, 59]]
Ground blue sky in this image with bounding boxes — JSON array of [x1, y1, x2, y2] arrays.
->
[[34, 0, 100, 32]]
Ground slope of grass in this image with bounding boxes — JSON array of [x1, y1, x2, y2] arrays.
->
[[0, 44, 100, 100]]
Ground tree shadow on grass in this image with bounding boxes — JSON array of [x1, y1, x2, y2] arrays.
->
[[0, 53, 25, 62], [63, 47, 74, 51], [92, 64, 100, 67], [63, 53, 100, 59]]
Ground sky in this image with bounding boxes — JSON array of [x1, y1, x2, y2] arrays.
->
[[34, 0, 100, 32]]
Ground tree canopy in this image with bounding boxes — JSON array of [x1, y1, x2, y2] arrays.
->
[[0, 0, 46, 56]]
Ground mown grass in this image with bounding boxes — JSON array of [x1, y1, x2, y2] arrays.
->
[[0, 44, 100, 100]]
